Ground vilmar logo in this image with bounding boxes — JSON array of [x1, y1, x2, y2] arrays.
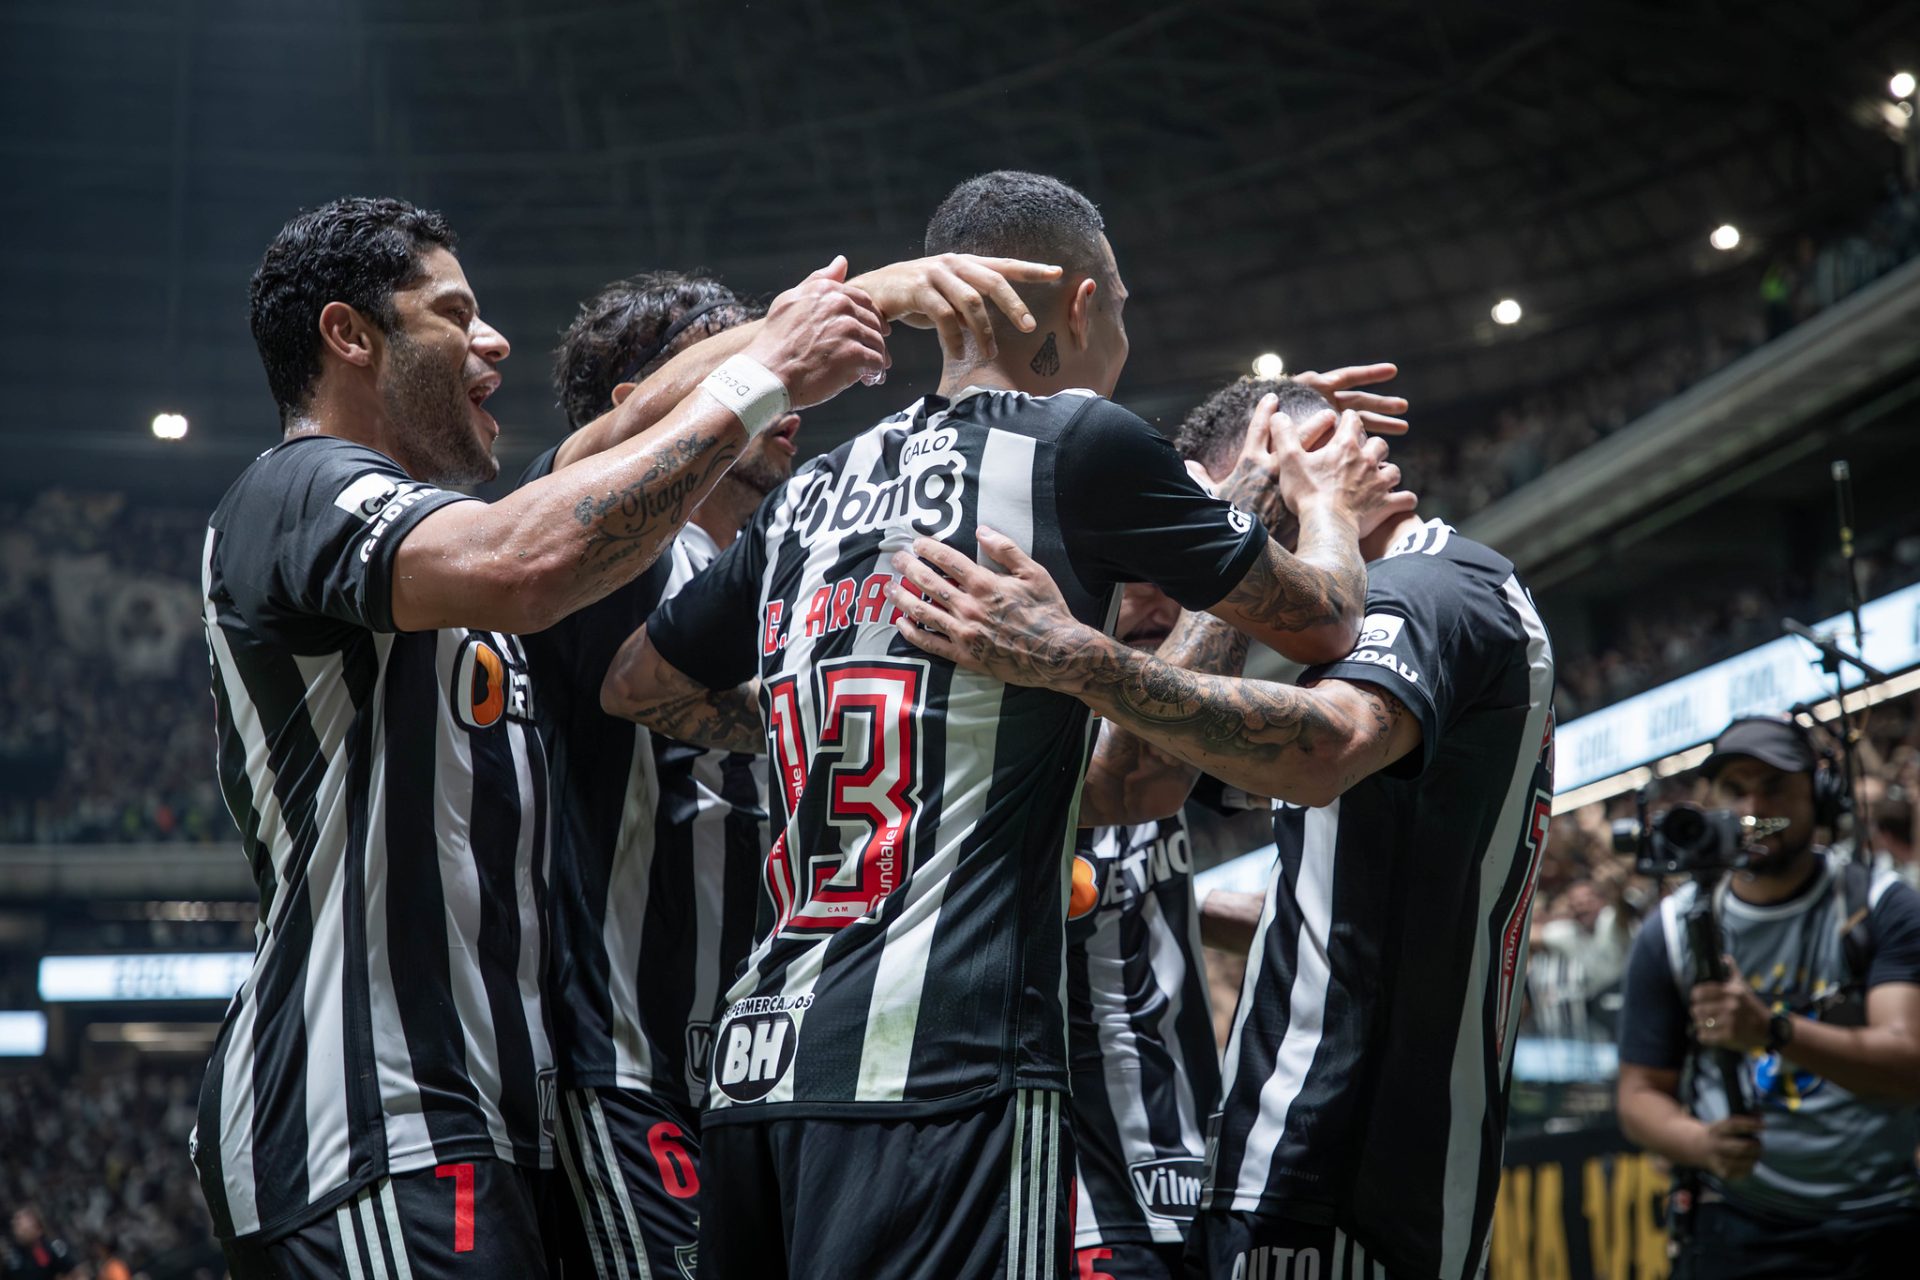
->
[[1128, 1157, 1206, 1221]]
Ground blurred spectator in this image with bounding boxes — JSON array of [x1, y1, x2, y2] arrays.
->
[[3, 1209, 76, 1280]]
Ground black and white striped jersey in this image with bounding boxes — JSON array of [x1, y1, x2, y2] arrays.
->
[[1207, 520, 1555, 1280], [194, 437, 554, 1243], [1067, 813, 1220, 1248], [517, 447, 767, 1107], [647, 387, 1268, 1122]]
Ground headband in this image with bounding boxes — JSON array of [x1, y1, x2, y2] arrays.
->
[[617, 298, 749, 386]]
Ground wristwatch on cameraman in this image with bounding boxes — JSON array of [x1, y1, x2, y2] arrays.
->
[[1766, 1010, 1795, 1053]]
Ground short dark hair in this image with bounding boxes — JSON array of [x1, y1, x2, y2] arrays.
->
[[249, 197, 457, 420], [551, 273, 761, 430], [1175, 376, 1333, 469], [925, 171, 1109, 340]]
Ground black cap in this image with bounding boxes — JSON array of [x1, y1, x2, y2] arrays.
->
[[1703, 716, 1817, 777]]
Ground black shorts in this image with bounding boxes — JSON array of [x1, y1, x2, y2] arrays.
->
[[1185, 1212, 1408, 1280], [700, 1087, 1073, 1280], [548, 1086, 703, 1280], [1675, 1199, 1920, 1280], [220, 1158, 546, 1280], [1073, 1240, 1184, 1280]]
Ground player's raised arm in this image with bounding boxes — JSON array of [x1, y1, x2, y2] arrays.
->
[[547, 255, 1061, 471], [890, 528, 1422, 808], [390, 259, 886, 634]]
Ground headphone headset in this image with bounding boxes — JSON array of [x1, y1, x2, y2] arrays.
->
[[1720, 715, 1850, 829]]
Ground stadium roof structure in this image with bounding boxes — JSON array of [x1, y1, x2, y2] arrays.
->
[[3, 0, 1917, 502]]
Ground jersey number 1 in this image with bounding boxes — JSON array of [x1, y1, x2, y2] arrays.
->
[[763, 657, 929, 936]]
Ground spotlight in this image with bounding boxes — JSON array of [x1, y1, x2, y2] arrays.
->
[[151, 412, 189, 440], [1252, 352, 1285, 379], [1892, 71, 1916, 100], [1491, 299, 1523, 326], [1710, 224, 1741, 251]]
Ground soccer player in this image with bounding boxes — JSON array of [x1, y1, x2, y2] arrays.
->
[[196, 196, 886, 1279], [529, 257, 1061, 1279], [891, 377, 1555, 1280], [600, 170, 1400, 1278]]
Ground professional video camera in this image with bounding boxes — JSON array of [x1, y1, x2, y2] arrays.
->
[[1610, 796, 1791, 877]]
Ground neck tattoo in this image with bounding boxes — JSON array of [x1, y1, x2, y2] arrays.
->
[[1030, 332, 1060, 377]]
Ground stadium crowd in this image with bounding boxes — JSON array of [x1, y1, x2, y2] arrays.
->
[[1409, 179, 1920, 524], [0, 1067, 218, 1280]]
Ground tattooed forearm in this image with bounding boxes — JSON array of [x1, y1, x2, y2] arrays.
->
[[603, 627, 765, 754], [634, 678, 766, 755], [572, 431, 740, 575], [1216, 458, 1293, 538], [1061, 628, 1365, 806]]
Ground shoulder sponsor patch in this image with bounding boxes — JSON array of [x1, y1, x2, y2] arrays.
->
[[332, 473, 401, 521], [1355, 612, 1406, 650]]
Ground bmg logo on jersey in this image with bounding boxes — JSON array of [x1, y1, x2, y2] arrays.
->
[[796, 427, 965, 548], [1356, 612, 1406, 650], [1128, 1157, 1206, 1222]]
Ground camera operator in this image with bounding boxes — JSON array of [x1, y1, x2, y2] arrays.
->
[[1616, 716, 1920, 1278]]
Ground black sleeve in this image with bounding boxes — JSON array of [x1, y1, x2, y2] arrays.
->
[[219, 438, 475, 638], [1055, 399, 1268, 611], [1867, 878, 1920, 990], [517, 442, 563, 488], [1298, 554, 1499, 775], [1618, 916, 1689, 1071], [646, 494, 774, 691]]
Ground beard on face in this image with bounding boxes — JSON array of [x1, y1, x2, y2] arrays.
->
[[725, 433, 794, 499], [383, 329, 498, 486]]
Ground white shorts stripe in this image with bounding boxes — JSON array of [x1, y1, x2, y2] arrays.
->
[[1007, 1091, 1027, 1280], [560, 1095, 625, 1280], [355, 1192, 390, 1280], [589, 1093, 653, 1280], [379, 1178, 415, 1280], [337, 1205, 367, 1280]]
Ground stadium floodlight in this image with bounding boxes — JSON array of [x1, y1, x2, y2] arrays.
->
[[1491, 298, 1523, 326], [1892, 71, 1916, 100], [1251, 352, 1285, 379], [1710, 224, 1741, 251], [151, 412, 189, 440], [0, 1011, 47, 1057]]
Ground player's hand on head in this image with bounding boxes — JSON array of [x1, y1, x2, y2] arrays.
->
[[744, 255, 891, 409], [1293, 362, 1410, 436], [889, 526, 1089, 689], [851, 254, 1063, 362], [1214, 393, 1333, 531], [1274, 409, 1416, 538]]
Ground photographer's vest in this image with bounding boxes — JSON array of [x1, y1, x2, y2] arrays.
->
[[1660, 855, 1920, 1218]]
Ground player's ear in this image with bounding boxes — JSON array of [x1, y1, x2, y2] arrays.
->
[[610, 381, 639, 407], [318, 301, 378, 369], [1067, 277, 1097, 352]]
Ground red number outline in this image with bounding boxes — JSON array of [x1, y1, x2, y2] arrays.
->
[[762, 657, 929, 939]]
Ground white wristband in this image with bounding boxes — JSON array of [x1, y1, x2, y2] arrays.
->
[[699, 354, 791, 437]]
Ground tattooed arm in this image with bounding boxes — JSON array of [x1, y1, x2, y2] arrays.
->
[[550, 254, 1062, 471], [891, 529, 1421, 807], [1078, 607, 1253, 828], [1204, 401, 1411, 666], [388, 259, 887, 635], [601, 625, 765, 754]]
